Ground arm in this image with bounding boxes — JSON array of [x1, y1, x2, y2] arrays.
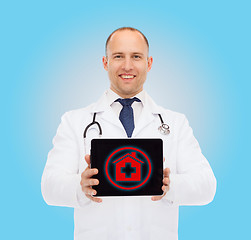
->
[[157, 115, 216, 205], [41, 112, 90, 207]]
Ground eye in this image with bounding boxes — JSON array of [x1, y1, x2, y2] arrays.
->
[[114, 55, 122, 59], [133, 55, 141, 59]]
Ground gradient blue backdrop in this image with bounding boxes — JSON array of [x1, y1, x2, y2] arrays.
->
[[1, 0, 250, 239]]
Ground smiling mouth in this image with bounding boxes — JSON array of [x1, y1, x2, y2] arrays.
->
[[119, 74, 136, 80]]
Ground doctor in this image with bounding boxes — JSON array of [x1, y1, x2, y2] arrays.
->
[[41, 27, 216, 240]]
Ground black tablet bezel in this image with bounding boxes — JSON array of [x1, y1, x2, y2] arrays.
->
[[90, 138, 163, 197]]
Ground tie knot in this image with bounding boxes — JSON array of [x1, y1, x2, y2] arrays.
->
[[115, 97, 141, 106]]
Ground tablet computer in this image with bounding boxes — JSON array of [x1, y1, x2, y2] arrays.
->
[[90, 138, 163, 197]]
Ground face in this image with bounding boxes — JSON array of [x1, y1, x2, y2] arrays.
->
[[103, 30, 153, 98]]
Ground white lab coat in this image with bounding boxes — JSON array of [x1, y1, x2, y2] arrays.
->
[[41, 90, 216, 240]]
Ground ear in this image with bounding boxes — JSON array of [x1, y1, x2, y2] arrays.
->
[[147, 56, 153, 72], [102, 56, 108, 71]]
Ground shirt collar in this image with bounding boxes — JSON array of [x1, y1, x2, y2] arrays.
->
[[106, 88, 146, 106], [91, 89, 162, 114]]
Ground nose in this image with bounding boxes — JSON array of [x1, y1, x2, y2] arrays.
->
[[122, 57, 133, 71]]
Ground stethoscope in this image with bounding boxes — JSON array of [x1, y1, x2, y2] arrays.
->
[[83, 112, 170, 143], [157, 114, 170, 135]]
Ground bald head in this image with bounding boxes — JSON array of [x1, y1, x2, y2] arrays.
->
[[105, 27, 149, 56], [102, 27, 153, 98]]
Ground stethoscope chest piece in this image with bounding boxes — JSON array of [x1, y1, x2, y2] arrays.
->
[[158, 123, 170, 135], [157, 114, 170, 135]]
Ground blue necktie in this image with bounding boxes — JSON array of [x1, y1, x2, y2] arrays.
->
[[115, 97, 141, 138]]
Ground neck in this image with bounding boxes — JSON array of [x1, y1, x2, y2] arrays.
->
[[110, 87, 143, 98]]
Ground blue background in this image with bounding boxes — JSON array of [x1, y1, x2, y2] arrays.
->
[[1, 0, 250, 239]]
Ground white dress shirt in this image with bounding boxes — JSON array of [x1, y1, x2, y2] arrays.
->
[[106, 88, 145, 126]]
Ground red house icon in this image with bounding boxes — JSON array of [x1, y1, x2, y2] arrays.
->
[[112, 152, 144, 181]]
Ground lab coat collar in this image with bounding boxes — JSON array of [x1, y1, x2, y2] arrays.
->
[[90, 90, 121, 129], [90, 90, 114, 113], [143, 91, 164, 114], [91, 90, 163, 115], [90, 90, 164, 134]]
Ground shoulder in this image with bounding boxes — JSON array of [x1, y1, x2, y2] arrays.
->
[[158, 107, 188, 135], [160, 106, 186, 122], [144, 92, 190, 137], [60, 103, 96, 126], [64, 103, 94, 117], [58, 91, 108, 127], [144, 92, 187, 123]]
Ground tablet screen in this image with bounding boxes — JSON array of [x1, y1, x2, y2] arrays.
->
[[91, 138, 163, 197]]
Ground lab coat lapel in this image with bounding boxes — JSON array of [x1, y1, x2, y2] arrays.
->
[[133, 92, 163, 137], [91, 91, 122, 129], [100, 107, 122, 129], [132, 108, 155, 137]]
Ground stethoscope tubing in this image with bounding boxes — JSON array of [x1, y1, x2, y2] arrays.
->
[[83, 113, 102, 138], [83, 112, 170, 139]]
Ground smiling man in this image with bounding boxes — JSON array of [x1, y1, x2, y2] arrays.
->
[[41, 27, 216, 240], [103, 29, 153, 98]]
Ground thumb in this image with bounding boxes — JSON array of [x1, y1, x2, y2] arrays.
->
[[85, 154, 91, 167]]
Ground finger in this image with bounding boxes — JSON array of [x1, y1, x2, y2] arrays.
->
[[81, 178, 97, 187], [163, 157, 165, 162], [163, 177, 170, 186], [82, 187, 96, 196], [163, 168, 170, 177], [87, 178, 99, 187], [82, 168, 98, 179], [162, 185, 170, 192], [85, 154, 91, 167], [151, 185, 168, 201], [151, 196, 162, 201], [83, 186, 98, 196], [81, 178, 99, 189], [85, 194, 102, 203], [81, 178, 99, 188], [162, 184, 170, 191], [91, 197, 103, 203]]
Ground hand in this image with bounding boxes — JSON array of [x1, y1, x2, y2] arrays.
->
[[80, 154, 102, 203], [151, 167, 170, 201]]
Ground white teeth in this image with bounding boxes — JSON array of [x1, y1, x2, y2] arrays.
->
[[121, 75, 134, 79]]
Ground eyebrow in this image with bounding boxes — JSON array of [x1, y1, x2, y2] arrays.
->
[[112, 52, 124, 56], [111, 52, 145, 56], [132, 52, 144, 55]]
